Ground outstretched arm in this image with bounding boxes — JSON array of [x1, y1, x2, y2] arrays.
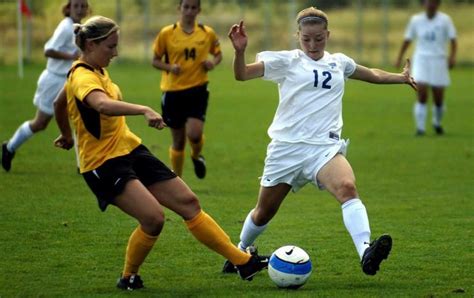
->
[[53, 87, 74, 150], [350, 59, 417, 91], [84, 91, 167, 130], [228, 20, 264, 81]]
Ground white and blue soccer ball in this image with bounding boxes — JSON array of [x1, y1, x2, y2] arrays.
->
[[268, 245, 312, 289]]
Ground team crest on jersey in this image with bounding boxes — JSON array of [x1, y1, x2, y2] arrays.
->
[[328, 62, 337, 69]]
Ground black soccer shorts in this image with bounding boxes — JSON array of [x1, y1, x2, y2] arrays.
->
[[161, 83, 209, 129], [82, 144, 176, 211]]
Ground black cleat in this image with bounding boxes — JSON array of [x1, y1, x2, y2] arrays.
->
[[433, 125, 444, 135], [415, 129, 425, 136], [116, 274, 144, 291], [361, 234, 392, 276], [192, 155, 206, 179], [2, 141, 15, 172], [222, 245, 261, 274], [236, 254, 269, 281], [222, 259, 238, 274]]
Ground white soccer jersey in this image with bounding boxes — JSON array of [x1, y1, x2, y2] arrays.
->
[[404, 12, 456, 57], [257, 50, 356, 145], [44, 17, 78, 75]]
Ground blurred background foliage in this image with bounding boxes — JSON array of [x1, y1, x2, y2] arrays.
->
[[0, 0, 473, 66]]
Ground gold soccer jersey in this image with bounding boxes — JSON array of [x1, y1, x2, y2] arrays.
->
[[66, 61, 141, 173], [153, 22, 221, 91]]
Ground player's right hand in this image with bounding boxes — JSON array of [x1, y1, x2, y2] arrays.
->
[[228, 20, 248, 52], [170, 64, 181, 75]]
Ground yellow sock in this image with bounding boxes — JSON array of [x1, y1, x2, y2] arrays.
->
[[185, 210, 251, 266], [189, 135, 205, 160], [169, 147, 185, 177], [122, 226, 158, 277]]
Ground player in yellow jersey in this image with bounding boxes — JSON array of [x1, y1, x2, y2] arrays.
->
[[152, 0, 222, 179], [53, 16, 266, 291]]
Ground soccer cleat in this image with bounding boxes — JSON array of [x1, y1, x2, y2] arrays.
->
[[415, 129, 425, 136], [361, 234, 392, 276], [222, 245, 261, 274], [222, 259, 238, 274], [2, 141, 15, 172], [116, 274, 144, 291], [433, 125, 444, 135], [191, 155, 206, 179], [236, 254, 269, 281]]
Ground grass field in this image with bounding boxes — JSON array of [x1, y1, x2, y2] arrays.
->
[[0, 62, 473, 297]]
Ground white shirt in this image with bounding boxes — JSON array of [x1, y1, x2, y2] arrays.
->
[[257, 50, 356, 145], [44, 17, 78, 75], [404, 12, 456, 58]]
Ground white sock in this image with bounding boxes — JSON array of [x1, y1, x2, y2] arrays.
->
[[238, 209, 267, 251], [7, 121, 34, 152], [413, 102, 427, 132], [432, 105, 444, 127], [342, 198, 371, 260]]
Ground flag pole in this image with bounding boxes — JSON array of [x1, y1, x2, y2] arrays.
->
[[17, 0, 24, 79]]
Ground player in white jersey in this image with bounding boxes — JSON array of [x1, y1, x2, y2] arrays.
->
[[223, 7, 417, 276], [396, 0, 457, 135], [1, 0, 88, 172]]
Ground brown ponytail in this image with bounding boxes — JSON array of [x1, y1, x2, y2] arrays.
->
[[74, 16, 119, 51]]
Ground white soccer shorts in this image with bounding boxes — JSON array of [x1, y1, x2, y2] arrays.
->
[[412, 55, 450, 87], [33, 70, 66, 115], [260, 139, 349, 192]]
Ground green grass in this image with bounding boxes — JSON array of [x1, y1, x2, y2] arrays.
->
[[0, 62, 473, 297]]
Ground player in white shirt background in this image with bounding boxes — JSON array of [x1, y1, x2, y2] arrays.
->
[[224, 6, 417, 276], [396, 0, 457, 136], [2, 0, 88, 172]]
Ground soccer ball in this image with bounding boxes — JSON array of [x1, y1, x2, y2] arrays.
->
[[268, 245, 312, 289]]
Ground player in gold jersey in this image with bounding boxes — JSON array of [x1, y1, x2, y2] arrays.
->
[[53, 16, 266, 291], [152, 0, 222, 179]]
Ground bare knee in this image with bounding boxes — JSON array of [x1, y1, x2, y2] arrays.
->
[[185, 193, 201, 213], [187, 132, 202, 144], [417, 88, 428, 103], [179, 193, 202, 220], [29, 119, 49, 133], [335, 179, 358, 203], [140, 211, 165, 236], [433, 92, 444, 106]]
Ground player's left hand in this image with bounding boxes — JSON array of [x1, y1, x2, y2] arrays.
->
[[402, 58, 417, 91], [54, 135, 74, 150], [448, 56, 456, 69], [203, 60, 214, 71], [144, 108, 167, 130]]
